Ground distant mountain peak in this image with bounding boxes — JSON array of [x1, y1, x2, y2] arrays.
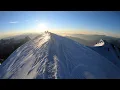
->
[[94, 39, 107, 46], [100, 39, 104, 42]]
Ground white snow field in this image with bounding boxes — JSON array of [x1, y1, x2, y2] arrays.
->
[[0, 32, 120, 79]]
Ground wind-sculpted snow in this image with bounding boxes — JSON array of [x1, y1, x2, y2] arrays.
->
[[0, 33, 120, 79]]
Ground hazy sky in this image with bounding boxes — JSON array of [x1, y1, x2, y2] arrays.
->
[[0, 11, 120, 38]]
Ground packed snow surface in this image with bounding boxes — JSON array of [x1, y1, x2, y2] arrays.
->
[[0, 32, 120, 79]]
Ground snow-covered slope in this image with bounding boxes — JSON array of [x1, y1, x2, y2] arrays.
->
[[90, 39, 120, 68], [0, 32, 120, 79]]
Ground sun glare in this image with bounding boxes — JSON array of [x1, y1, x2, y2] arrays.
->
[[37, 23, 48, 32]]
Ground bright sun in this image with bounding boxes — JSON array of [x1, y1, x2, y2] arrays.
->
[[37, 23, 48, 32]]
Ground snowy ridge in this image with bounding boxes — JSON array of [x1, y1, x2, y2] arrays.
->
[[0, 32, 120, 79], [94, 39, 105, 46], [90, 39, 120, 69]]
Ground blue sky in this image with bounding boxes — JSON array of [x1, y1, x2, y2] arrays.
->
[[0, 11, 120, 37]]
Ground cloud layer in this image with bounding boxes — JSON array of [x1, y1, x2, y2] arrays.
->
[[9, 21, 18, 23]]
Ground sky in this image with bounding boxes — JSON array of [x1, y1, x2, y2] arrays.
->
[[0, 11, 120, 38]]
